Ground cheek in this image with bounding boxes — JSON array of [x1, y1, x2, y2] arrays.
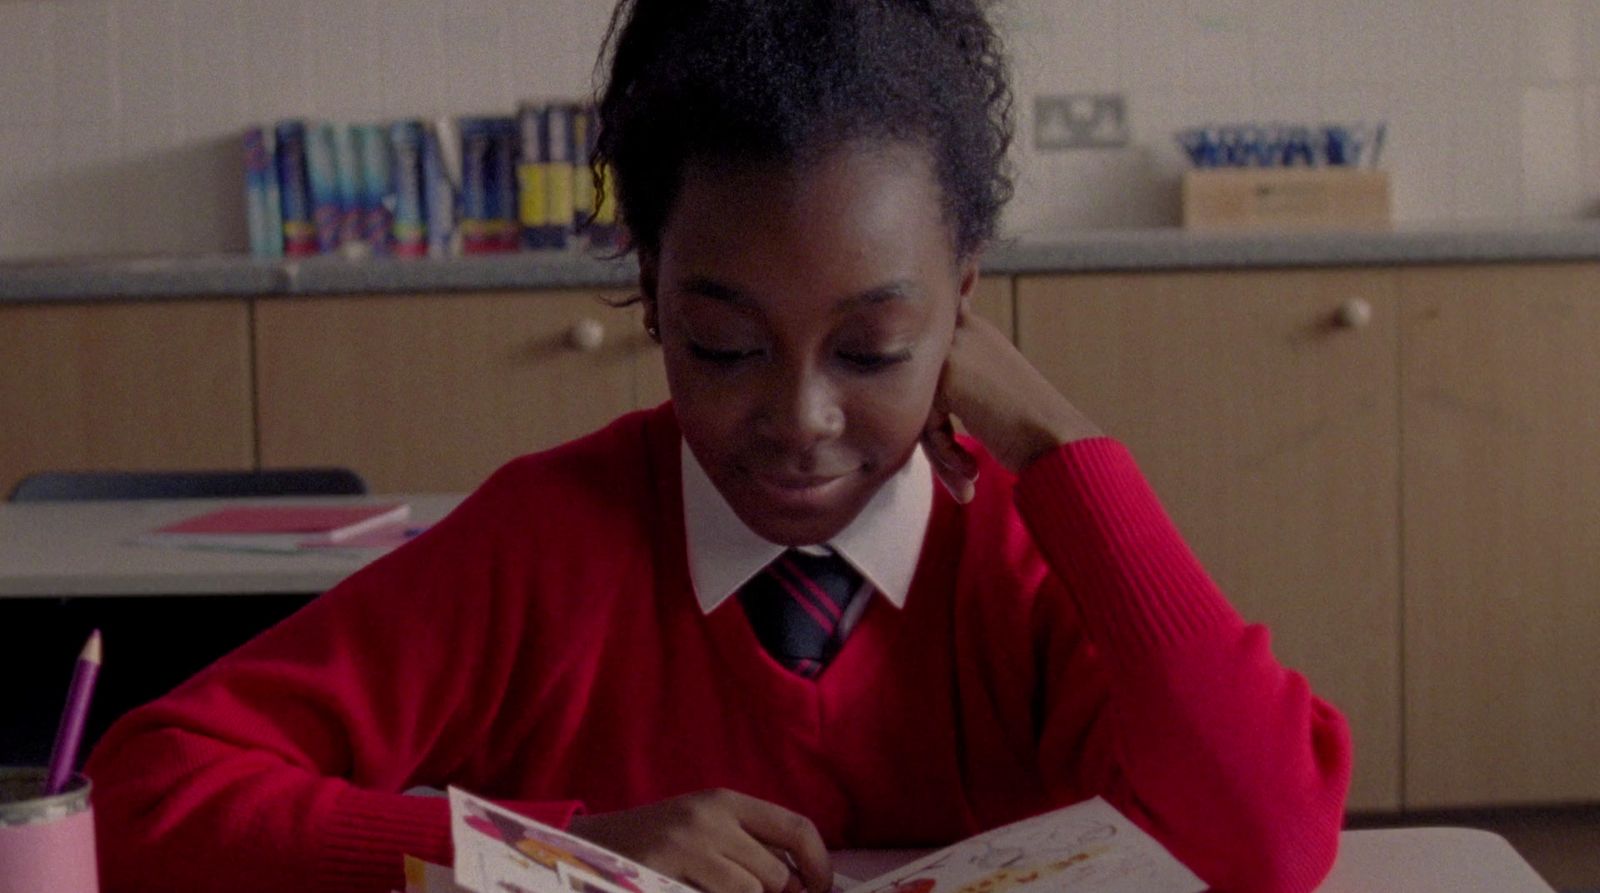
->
[[663, 358, 735, 431], [660, 348, 774, 466], [844, 359, 945, 447]]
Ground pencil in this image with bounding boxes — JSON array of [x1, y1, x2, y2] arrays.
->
[[44, 629, 102, 796]]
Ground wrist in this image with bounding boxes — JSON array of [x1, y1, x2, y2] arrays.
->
[[1014, 408, 1102, 471]]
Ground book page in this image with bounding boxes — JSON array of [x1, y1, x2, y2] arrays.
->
[[449, 788, 700, 893], [448, 789, 1202, 893], [845, 798, 1204, 893]]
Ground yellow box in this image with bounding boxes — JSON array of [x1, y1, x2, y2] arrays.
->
[[1181, 168, 1390, 231]]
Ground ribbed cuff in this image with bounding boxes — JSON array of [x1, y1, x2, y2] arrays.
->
[[1014, 438, 1242, 666], [314, 787, 454, 893]]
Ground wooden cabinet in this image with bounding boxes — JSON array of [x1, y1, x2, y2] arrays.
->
[[254, 290, 644, 492], [970, 274, 1015, 339], [0, 300, 254, 497], [1016, 262, 1600, 811], [1400, 264, 1600, 808], [1016, 270, 1403, 811]]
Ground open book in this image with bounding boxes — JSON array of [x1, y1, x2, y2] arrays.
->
[[437, 788, 1204, 893]]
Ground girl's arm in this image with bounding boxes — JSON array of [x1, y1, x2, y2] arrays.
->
[[83, 471, 581, 893], [926, 310, 1351, 893]]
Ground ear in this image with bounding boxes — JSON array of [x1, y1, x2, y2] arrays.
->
[[639, 251, 661, 342], [955, 254, 981, 316]]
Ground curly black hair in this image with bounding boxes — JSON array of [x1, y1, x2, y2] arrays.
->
[[591, 0, 1014, 262]]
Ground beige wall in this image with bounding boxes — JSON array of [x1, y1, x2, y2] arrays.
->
[[1, 0, 1598, 259]]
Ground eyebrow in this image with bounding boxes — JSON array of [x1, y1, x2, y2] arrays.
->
[[677, 276, 923, 308]]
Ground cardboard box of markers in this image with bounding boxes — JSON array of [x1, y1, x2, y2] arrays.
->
[[1175, 122, 1390, 231]]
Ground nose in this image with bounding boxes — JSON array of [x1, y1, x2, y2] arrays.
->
[[762, 362, 845, 451]]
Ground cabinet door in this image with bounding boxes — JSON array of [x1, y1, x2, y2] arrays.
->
[[633, 274, 1014, 408], [0, 300, 254, 496], [971, 273, 1014, 339], [1401, 264, 1600, 807], [255, 291, 638, 493], [1017, 270, 1401, 811]]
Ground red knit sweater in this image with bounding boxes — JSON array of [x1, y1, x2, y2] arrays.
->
[[84, 404, 1350, 893]]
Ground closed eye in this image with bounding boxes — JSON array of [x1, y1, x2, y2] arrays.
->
[[688, 342, 761, 364], [838, 349, 913, 372]]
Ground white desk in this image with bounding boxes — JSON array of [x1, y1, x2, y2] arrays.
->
[[0, 494, 463, 597], [834, 827, 1556, 892]]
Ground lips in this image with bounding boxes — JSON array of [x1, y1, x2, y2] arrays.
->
[[756, 473, 846, 490], [746, 468, 856, 506]]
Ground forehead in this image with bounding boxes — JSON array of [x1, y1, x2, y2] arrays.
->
[[656, 141, 958, 295]]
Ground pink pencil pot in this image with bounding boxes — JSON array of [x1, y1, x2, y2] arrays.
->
[[0, 767, 99, 893]]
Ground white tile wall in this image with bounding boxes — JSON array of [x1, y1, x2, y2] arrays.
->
[[305, 0, 389, 121], [50, 1, 117, 126], [435, 0, 516, 115], [114, 0, 180, 126], [46, 121, 131, 255], [0, 3, 59, 127], [175, 0, 246, 130], [0, 126, 57, 257], [238, 0, 312, 122], [1521, 86, 1586, 217], [2, 0, 1599, 259], [1582, 85, 1600, 214], [379, 0, 451, 117]]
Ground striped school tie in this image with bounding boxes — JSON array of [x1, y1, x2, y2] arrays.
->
[[739, 549, 864, 678]]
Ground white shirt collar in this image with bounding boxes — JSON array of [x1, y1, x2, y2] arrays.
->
[[681, 439, 933, 614]]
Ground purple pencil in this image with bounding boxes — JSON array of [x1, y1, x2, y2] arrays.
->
[[44, 629, 102, 796]]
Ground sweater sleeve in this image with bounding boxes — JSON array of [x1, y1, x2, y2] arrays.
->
[[83, 471, 583, 893], [1013, 438, 1352, 893]]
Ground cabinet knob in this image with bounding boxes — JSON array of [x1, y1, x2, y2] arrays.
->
[[568, 318, 605, 352], [1335, 298, 1373, 329]]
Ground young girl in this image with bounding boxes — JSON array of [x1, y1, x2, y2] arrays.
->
[[85, 2, 1351, 892]]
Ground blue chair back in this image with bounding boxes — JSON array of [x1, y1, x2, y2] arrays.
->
[[7, 468, 368, 502]]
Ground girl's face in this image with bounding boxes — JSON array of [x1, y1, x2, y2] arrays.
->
[[644, 141, 976, 545]]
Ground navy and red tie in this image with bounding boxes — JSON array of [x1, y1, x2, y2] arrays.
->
[[739, 549, 864, 678]]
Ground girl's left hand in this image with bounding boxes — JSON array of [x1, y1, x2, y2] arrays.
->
[[921, 307, 1102, 502]]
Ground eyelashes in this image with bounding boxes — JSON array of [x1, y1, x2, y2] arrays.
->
[[687, 342, 912, 372], [838, 349, 913, 371], [687, 343, 758, 364]]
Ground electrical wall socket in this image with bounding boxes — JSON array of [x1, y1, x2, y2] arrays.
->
[[1034, 93, 1129, 150]]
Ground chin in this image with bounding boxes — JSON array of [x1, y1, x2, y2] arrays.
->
[[730, 484, 868, 546], [747, 513, 853, 548], [727, 468, 879, 545]]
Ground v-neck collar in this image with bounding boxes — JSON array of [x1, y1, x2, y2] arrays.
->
[[643, 407, 962, 735], [681, 438, 934, 614]]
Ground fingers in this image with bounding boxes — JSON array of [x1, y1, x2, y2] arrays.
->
[[683, 854, 781, 893], [922, 412, 978, 504], [717, 831, 797, 893], [928, 320, 979, 503], [568, 791, 830, 893], [766, 846, 807, 893], [731, 796, 832, 893]]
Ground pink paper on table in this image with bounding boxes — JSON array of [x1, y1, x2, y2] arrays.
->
[[299, 525, 428, 550], [153, 504, 410, 543]]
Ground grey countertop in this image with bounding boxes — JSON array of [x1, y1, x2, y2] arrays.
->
[[5, 221, 1600, 303]]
